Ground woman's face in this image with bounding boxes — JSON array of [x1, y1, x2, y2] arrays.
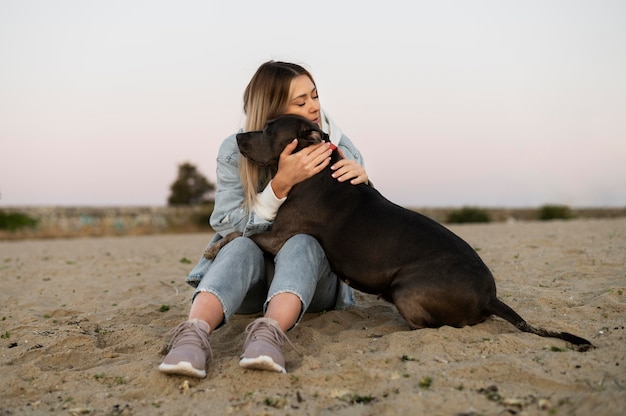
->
[[283, 74, 321, 126]]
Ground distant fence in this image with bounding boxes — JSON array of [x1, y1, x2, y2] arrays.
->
[[0, 205, 624, 240], [0, 205, 214, 240]]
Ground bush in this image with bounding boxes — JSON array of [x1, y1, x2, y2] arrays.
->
[[0, 210, 39, 231], [167, 162, 215, 206], [446, 207, 491, 224], [539, 204, 574, 221]]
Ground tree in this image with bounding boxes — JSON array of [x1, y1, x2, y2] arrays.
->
[[167, 162, 215, 205]]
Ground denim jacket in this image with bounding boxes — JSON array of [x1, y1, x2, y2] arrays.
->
[[188, 113, 364, 310]]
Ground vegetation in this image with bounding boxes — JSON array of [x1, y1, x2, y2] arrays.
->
[[446, 206, 491, 224], [538, 204, 574, 220], [418, 376, 433, 389], [167, 162, 215, 206], [0, 210, 38, 231]]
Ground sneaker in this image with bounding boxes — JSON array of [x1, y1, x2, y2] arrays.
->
[[239, 317, 298, 373], [159, 319, 212, 378]]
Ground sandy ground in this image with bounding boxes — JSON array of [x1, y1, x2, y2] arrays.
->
[[1, 218, 624, 415]]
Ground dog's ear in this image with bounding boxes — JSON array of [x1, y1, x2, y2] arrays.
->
[[236, 131, 275, 166]]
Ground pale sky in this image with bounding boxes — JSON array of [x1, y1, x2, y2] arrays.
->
[[1, 0, 625, 208]]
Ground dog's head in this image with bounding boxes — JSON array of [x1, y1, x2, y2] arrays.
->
[[236, 114, 329, 167]]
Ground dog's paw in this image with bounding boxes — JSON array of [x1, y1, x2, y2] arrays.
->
[[202, 232, 244, 260], [203, 246, 219, 260]]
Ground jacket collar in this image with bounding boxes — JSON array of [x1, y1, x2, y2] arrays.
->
[[320, 108, 342, 146]]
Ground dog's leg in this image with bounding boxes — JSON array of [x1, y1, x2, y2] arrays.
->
[[389, 271, 489, 329], [250, 231, 294, 256], [203, 230, 296, 260], [203, 232, 243, 259]]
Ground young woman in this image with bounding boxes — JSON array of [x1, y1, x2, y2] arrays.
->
[[159, 61, 369, 378]]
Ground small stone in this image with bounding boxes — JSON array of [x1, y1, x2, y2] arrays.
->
[[538, 398, 551, 410]]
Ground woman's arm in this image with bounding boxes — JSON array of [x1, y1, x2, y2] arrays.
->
[[209, 134, 274, 237], [333, 134, 369, 185]]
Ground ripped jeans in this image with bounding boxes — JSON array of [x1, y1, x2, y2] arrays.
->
[[185, 234, 354, 328]]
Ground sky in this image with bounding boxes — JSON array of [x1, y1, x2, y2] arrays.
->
[[1, 0, 625, 208]]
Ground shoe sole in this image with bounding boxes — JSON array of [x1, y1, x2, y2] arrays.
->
[[159, 361, 206, 378], [239, 355, 286, 373]]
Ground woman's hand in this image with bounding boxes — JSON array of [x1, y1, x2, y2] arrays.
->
[[271, 140, 332, 198], [331, 148, 369, 185]]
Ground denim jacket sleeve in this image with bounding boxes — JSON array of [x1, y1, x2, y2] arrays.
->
[[208, 133, 273, 238], [336, 134, 365, 167]]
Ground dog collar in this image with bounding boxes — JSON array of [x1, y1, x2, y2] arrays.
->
[[322, 132, 336, 151]]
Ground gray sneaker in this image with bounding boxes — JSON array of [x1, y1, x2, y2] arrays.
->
[[159, 319, 212, 378], [239, 317, 298, 373]]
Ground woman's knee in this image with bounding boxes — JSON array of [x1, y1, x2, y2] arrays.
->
[[274, 234, 331, 280], [208, 236, 266, 280], [218, 236, 264, 261], [280, 234, 324, 256]]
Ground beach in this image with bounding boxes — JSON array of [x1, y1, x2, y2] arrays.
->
[[1, 218, 624, 415]]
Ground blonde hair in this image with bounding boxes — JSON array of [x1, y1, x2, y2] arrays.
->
[[239, 61, 316, 210]]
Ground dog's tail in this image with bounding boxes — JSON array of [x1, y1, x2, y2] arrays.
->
[[487, 298, 594, 351]]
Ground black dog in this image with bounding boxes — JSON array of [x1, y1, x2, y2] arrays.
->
[[205, 114, 592, 350]]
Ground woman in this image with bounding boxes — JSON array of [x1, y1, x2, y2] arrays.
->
[[159, 61, 369, 378]]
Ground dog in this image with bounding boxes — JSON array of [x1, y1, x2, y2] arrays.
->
[[205, 114, 593, 350]]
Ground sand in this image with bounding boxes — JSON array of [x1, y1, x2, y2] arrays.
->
[[1, 218, 624, 415]]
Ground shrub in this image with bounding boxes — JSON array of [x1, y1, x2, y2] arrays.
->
[[446, 207, 491, 224], [0, 210, 39, 231], [167, 162, 215, 206], [539, 205, 574, 221]]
